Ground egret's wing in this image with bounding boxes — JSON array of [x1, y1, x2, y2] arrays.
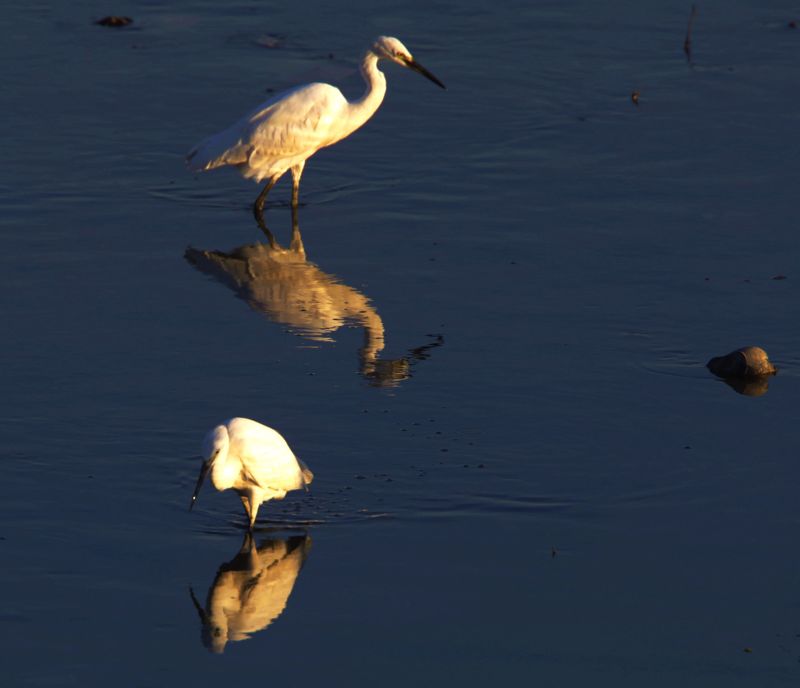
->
[[187, 82, 349, 172], [227, 419, 306, 492], [240, 448, 306, 493], [187, 125, 251, 170], [244, 83, 349, 167]]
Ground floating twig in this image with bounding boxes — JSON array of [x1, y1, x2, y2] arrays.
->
[[684, 4, 698, 62], [95, 16, 133, 27]]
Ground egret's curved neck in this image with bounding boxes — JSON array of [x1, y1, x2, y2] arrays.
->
[[210, 437, 238, 490], [348, 51, 387, 130]]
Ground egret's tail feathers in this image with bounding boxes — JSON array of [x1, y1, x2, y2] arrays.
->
[[298, 458, 314, 487], [186, 130, 249, 172]]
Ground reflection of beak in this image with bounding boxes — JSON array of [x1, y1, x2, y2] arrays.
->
[[403, 56, 446, 89], [190, 461, 210, 511], [189, 587, 209, 624]]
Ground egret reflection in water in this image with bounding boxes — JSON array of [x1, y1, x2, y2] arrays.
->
[[185, 209, 442, 386], [189, 532, 311, 654]]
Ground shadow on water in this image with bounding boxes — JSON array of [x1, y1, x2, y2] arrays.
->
[[185, 208, 442, 387], [189, 532, 312, 654], [715, 375, 772, 397]]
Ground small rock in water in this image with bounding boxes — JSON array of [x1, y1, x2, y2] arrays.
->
[[707, 346, 777, 379], [95, 16, 133, 27]]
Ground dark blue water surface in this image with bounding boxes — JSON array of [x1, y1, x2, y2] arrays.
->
[[2, 1, 800, 685]]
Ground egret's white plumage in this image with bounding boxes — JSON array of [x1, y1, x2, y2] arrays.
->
[[190, 417, 313, 529], [186, 36, 445, 217]]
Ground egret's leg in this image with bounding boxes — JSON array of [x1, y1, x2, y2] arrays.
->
[[239, 494, 252, 527], [239, 530, 254, 555], [253, 178, 277, 220], [291, 179, 300, 208], [248, 501, 260, 531], [241, 531, 258, 568], [290, 162, 305, 208]]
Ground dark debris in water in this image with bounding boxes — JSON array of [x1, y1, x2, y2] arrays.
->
[[95, 16, 133, 27], [684, 4, 698, 63]]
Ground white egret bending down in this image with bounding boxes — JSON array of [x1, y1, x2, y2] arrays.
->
[[186, 36, 445, 218], [190, 417, 313, 530]]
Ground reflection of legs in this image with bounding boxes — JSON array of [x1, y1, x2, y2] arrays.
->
[[240, 531, 258, 569], [240, 530, 254, 555], [254, 211, 279, 248], [288, 204, 306, 258], [253, 178, 277, 220]]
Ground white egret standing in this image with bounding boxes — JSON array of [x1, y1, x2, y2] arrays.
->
[[186, 36, 445, 218], [190, 417, 313, 529]]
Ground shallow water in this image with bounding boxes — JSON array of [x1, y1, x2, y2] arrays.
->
[[3, 1, 800, 685]]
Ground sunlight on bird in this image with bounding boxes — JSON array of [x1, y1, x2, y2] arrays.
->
[[186, 35, 445, 219], [190, 417, 313, 529]]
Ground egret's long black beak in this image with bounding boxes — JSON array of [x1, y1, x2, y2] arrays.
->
[[404, 57, 446, 89], [190, 461, 210, 511]]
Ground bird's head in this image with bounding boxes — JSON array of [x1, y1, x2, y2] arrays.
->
[[371, 36, 446, 89], [202, 424, 229, 464], [372, 36, 412, 63], [190, 587, 230, 654], [190, 424, 229, 510]]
